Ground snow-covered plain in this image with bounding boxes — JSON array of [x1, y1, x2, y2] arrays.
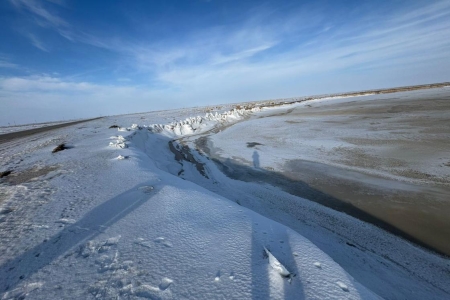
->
[[0, 90, 449, 299]]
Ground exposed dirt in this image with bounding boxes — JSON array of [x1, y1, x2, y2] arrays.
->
[[0, 170, 12, 178], [52, 143, 68, 153], [169, 141, 208, 178], [246, 142, 263, 148], [2, 165, 59, 185], [283, 159, 450, 256]]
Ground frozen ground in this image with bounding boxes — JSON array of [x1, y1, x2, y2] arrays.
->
[[204, 88, 450, 256], [0, 88, 449, 299]]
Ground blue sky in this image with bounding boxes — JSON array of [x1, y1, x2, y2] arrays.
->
[[1, 0, 449, 125]]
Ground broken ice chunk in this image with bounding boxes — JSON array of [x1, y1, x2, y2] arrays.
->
[[264, 247, 291, 277]]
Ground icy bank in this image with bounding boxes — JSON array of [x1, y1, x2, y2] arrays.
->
[[145, 107, 260, 137]]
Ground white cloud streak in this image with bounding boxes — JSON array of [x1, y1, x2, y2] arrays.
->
[[26, 33, 50, 52], [10, 0, 68, 28], [142, 1, 450, 92], [0, 56, 19, 69]]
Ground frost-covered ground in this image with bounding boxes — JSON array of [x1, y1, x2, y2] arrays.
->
[[204, 88, 450, 256], [0, 89, 449, 299]]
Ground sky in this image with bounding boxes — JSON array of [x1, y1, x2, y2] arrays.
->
[[0, 0, 449, 125]]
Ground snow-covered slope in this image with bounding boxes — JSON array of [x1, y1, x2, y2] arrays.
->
[[0, 93, 449, 299]]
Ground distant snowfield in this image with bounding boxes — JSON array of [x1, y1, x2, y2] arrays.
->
[[0, 121, 80, 135], [0, 89, 449, 299]]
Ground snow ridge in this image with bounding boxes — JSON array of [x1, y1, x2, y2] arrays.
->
[[145, 107, 260, 137]]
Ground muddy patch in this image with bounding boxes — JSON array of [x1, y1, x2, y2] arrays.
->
[[2, 165, 59, 185], [0, 170, 12, 178], [52, 143, 70, 153], [246, 142, 263, 148], [282, 159, 450, 256], [169, 141, 208, 178]]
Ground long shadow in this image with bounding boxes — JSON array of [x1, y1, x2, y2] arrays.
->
[[251, 221, 270, 300], [252, 151, 260, 169], [250, 153, 304, 298], [167, 136, 449, 297], [210, 155, 447, 257], [0, 182, 158, 293], [158, 137, 305, 299], [279, 228, 302, 300], [250, 213, 306, 299]]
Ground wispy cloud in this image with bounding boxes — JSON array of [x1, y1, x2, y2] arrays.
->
[[0, 55, 19, 69], [26, 33, 50, 52], [126, 1, 448, 95], [10, 0, 68, 28]]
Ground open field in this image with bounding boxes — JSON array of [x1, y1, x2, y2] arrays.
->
[[0, 86, 449, 299]]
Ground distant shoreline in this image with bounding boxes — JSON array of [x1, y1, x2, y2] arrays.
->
[[2, 81, 449, 129], [232, 81, 450, 109], [314, 81, 450, 99]]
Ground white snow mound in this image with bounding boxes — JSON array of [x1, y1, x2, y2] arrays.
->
[[146, 107, 260, 137]]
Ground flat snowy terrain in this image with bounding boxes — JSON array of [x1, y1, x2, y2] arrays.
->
[[0, 88, 449, 299]]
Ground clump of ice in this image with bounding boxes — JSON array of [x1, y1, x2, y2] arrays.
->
[[109, 141, 127, 149], [337, 281, 350, 292], [55, 218, 76, 224], [146, 107, 261, 138], [264, 247, 291, 277], [109, 135, 127, 149]]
